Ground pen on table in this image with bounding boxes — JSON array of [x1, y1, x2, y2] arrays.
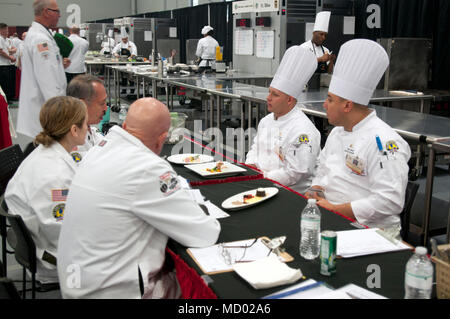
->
[[375, 135, 384, 169]]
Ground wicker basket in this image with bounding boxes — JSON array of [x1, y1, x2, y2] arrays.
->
[[431, 247, 450, 299]]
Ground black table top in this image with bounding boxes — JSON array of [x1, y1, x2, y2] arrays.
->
[[168, 178, 414, 299]]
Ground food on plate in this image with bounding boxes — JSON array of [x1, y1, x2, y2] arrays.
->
[[206, 162, 226, 173], [184, 155, 201, 163], [256, 188, 266, 197], [231, 189, 268, 206]]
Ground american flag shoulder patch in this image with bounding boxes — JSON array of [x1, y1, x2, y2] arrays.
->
[[37, 42, 49, 52], [51, 189, 69, 202]]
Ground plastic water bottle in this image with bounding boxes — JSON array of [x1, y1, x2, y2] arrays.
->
[[300, 199, 321, 260], [404, 247, 434, 299], [119, 106, 127, 123]]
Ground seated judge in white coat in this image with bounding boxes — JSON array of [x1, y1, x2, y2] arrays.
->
[[245, 46, 321, 194], [65, 26, 89, 84], [66, 74, 107, 162], [5, 96, 88, 284], [112, 27, 137, 58], [306, 39, 411, 230], [300, 11, 336, 74], [195, 25, 219, 72], [57, 97, 220, 299]]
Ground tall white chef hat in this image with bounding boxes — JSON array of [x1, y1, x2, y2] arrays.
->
[[329, 39, 389, 106], [108, 29, 114, 38], [120, 26, 128, 38], [270, 46, 318, 99], [201, 25, 213, 35], [80, 29, 86, 37], [313, 11, 331, 33]]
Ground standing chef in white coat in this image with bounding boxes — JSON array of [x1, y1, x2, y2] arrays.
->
[[66, 74, 107, 162], [65, 25, 89, 84], [112, 27, 137, 58], [17, 0, 71, 139], [195, 25, 219, 73], [300, 11, 336, 74], [245, 46, 321, 194], [100, 29, 115, 55], [306, 39, 411, 230], [5, 96, 88, 285], [57, 97, 220, 299]]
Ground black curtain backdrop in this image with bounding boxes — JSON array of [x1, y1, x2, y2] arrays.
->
[[354, 0, 449, 90], [209, 2, 233, 64], [173, 5, 209, 63]]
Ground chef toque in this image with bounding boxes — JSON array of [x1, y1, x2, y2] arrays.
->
[[313, 11, 331, 33], [120, 26, 128, 38], [80, 30, 86, 37], [329, 39, 389, 106], [270, 46, 318, 99], [201, 25, 213, 35], [108, 29, 114, 38]]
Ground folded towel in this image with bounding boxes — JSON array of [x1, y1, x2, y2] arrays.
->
[[232, 255, 302, 289]]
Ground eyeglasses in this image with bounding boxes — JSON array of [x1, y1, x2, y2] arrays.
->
[[219, 238, 259, 265], [46, 8, 60, 14]]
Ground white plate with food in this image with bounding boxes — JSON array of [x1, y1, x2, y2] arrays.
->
[[167, 153, 215, 165], [221, 187, 279, 211], [185, 161, 247, 178]]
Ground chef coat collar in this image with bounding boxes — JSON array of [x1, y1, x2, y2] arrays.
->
[[49, 141, 79, 169], [32, 21, 54, 38], [273, 105, 298, 122], [109, 125, 155, 155], [351, 109, 376, 132]]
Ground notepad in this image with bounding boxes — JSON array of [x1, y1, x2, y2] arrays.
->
[[336, 228, 411, 258], [187, 238, 292, 275]]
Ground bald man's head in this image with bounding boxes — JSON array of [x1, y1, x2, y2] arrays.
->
[[123, 98, 171, 155]]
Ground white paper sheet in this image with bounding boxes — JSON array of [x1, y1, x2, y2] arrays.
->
[[256, 31, 274, 59], [188, 238, 276, 274], [203, 200, 230, 219], [169, 27, 177, 38], [336, 228, 410, 258], [144, 31, 152, 42], [343, 16, 356, 35], [334, 284, 388, 299], [234, 29, 254, 56], [264, 279, 333, 299]]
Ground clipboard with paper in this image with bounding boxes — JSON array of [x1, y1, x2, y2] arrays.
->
[[187, 236, 293, 275]]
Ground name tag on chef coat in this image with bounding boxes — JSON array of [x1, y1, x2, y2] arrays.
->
[[344, 145, 366, 176]]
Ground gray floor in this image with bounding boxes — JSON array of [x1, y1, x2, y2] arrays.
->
[[2, 96, 449, 299]]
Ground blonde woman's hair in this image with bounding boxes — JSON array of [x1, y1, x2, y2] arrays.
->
[[35, 96, 87, 147]]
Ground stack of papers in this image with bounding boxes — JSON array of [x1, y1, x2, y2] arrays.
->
[[336, 228, 410, 258]]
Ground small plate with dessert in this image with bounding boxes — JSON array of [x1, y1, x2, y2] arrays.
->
[[221, 187, 279, 211], [184, 161, 247, 178]]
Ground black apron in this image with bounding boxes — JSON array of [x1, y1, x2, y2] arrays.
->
[[312, 41, 328, 74]]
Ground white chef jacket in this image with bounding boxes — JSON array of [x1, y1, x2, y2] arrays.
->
[[100, 38, 115, 55], [65, 34, 89, 74], [112, 40, 137, 56], [196, 36, 219, 67], [5, 142, 78, 283], [57, 126, 221, 299], [246, 106, 321, 194], [70, 125, 103, 163], [0, 35, 11, 65], [17, 21, 67, 138], [300, 41, 331, 64], [312, 110, 411, 229]]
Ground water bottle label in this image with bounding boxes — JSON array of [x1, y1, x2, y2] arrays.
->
[[405, 272, 433, 290], [301, 218, 320, 231]]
